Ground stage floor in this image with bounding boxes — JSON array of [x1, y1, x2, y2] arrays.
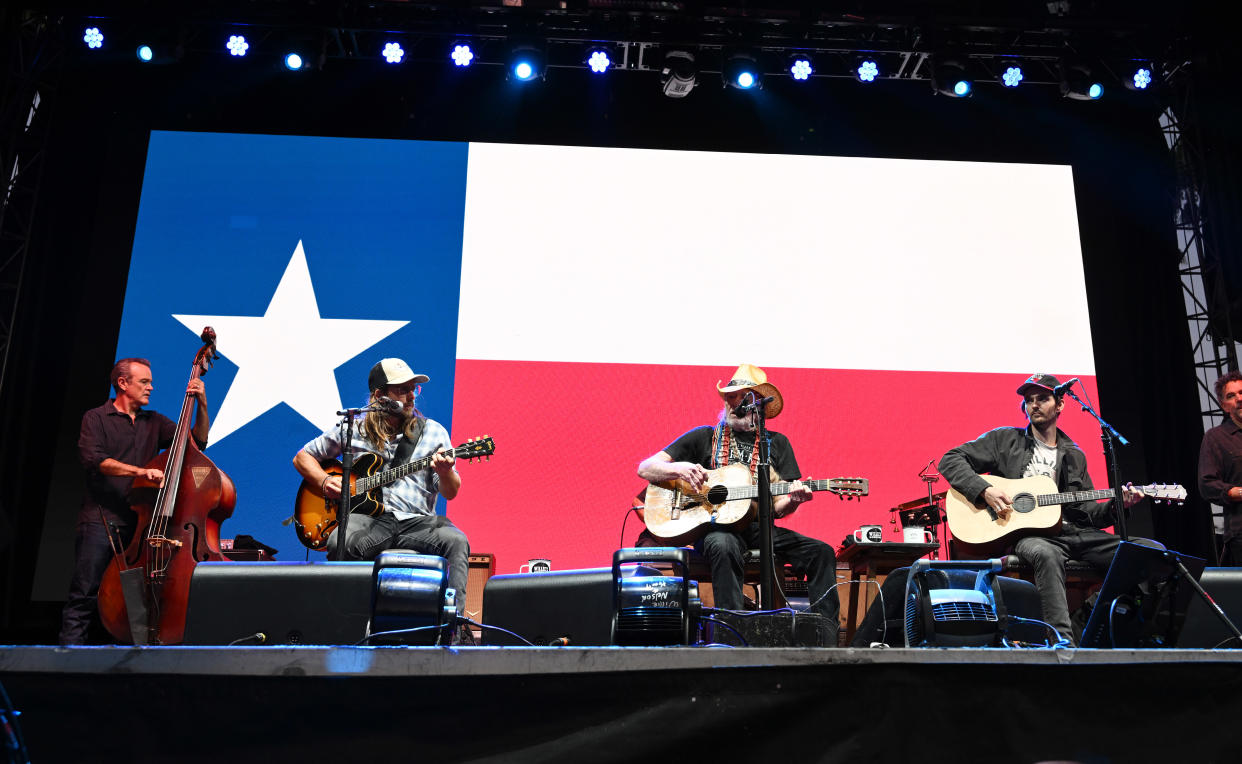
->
[[3, 645, 1242, 763]]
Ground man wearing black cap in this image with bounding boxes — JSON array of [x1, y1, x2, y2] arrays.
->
[[293, 358, 470, 610], [637, 364, 840, 639], [938, 373, 1142, 644]]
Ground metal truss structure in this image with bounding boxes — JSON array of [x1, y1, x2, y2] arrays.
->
[[1161, 61, 1237, 434], [0, 11, 59, 404]]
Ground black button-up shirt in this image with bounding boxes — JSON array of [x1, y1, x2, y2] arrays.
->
[[1199, 418, 1242, 506], [77, 400, 181, 527]]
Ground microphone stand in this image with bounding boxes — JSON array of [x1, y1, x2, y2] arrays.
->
[[751, 399, 777, 610], [331, 404, 374, 562], [918, 459, 942, 559], [1064, 387, 1131, 541]]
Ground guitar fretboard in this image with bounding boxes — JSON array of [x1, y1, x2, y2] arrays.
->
[[1036, 488, 1118, 506], [728, 478, 841, 500], [352, 444, 476, 496]]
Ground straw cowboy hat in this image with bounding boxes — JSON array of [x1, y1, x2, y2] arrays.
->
[[716, 363, 784, 419]]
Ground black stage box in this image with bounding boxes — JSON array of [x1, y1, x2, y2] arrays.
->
[[482, 568, 615, 646], [184, 561, 373, 646], [1179, 567, 1242, 648], [707, 611, 830, 647]]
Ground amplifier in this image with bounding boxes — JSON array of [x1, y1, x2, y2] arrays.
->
[[707, 611, 830, 647]]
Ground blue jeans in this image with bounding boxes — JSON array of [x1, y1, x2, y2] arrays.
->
[[327, 512, 471, 606]]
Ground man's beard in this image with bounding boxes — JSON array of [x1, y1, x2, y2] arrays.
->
[[726, 411, 756, 433]]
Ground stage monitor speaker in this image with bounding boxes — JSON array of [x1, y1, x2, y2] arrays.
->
[[1079, 542, 1206, 648], [184, 561, 373, 646], [481, 568, 616, 646], [1177, 567, 1242, 648]]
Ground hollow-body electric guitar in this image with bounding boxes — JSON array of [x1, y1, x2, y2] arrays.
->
[[293, 436, 495, 550], [643, 463, 869, 545], [945, 474, 1186, 557]]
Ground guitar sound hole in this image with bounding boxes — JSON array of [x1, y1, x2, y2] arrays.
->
[[1012, 494, 1036, 514], [705, 484, 729, 505]]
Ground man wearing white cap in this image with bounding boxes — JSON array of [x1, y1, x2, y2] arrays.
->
[[638, 364, 840, 636], [293, 358, 469, 607]]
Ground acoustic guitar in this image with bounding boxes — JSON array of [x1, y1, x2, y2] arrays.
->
[[293, 436, 495, 550], [945, 474, 1186, 557], [643, 463, 869, 545]]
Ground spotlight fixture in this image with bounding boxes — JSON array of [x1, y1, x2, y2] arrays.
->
[[723, 53, 762, 90], [226, 34, 249, 57], [660, 50, 697, 98], [586, 47, 612, 74], [137, 44, 154, 62], [788, 54, 813, 81], [1061, 61, 1103, 100], [1000, 60, 1024, 88], [450, 42, 474, 68], [855, 57, 880, 83], [284, 52, 304, 71], [83, 27, 104, 49], [932, 56, 972, 98], [382, 42, 405, 64], [507, 45, 546, 82], [1127, 62, 1154, 91]]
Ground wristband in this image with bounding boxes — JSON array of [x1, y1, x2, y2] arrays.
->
[[321, 475, 332, 493]]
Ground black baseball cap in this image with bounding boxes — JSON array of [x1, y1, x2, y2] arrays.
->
[[1016, 373, 1061, 396]]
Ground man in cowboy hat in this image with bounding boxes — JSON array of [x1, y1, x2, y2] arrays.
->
[[293, 358, 470, 610], [638, 363, 840, 637], [938, 373, 1144, 645]]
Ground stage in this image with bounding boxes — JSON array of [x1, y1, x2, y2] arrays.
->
[[2, 645, 1240, 763]]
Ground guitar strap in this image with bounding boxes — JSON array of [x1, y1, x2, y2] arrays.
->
[[390, 416, 426, 469]]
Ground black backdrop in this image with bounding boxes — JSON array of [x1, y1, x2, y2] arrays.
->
[[0, 32, 1209, 642]]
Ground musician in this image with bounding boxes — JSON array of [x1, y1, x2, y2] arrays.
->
[[637, 364, 840, 635], [1198, 370, 1242, 564], [938, 373, 1143, 645], [61, 358, 209, 646], [292, 358, 469, 611]]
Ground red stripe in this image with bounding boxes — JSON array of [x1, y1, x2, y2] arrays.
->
[[450, 361, 1105, 573]]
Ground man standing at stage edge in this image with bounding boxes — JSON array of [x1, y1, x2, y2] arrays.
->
[[637, 364, 840, 639], [292, 358, 470, 612], [62, 358, 209, 646], [938, 373, 1142, 645], [1198, 370, 1242, 565]]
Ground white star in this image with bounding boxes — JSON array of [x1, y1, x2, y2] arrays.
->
[[173, 240, 408, 444]]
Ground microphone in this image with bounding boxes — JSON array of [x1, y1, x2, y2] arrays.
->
[[732, 395, 775, 417], [1053, 378, 1079, 396], [374, 397, 405, 414]]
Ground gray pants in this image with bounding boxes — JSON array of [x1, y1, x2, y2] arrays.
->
[[327, 512, 471, 606], [1014, 527, 1121, 644]]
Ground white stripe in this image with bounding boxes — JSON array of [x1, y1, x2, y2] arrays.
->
[[458, 143, 1094, 374]]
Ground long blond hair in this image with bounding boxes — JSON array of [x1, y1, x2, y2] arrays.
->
[[360, 389, 424, 451]]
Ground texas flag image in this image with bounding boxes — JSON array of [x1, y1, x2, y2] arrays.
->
[[117, 131, 1105, 573]]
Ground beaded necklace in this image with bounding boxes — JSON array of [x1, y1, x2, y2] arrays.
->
[[710, 420, 762, 479]]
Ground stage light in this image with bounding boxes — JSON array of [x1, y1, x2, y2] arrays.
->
[[284, 53, 304, 71], [83, 27, 104, 49], [587, 48, 612, 74], [1061, 61, 1103, 100], [660, 50, 697, 98], [451, 43, 474, 67], [507, 45, 545, 82], [1133, 67, 1152, 89], [137, 45, 154, 62], [932, 57, 972, 98], [856, 58, 879, 82], [226, 35, 249, 57], [382, 42, 404, 64], [789, 55, 813, 81], [1001, 63, 1023, 88], [723, 53, 762, 90]]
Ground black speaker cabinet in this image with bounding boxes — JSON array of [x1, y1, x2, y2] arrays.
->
[[1179, 567, 1242, 648], [481, 567, 616, 646], [184, 561, 373, 646], [708, 611, 830, 647]]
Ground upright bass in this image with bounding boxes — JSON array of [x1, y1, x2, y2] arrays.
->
[[98, 328, 236, 645]]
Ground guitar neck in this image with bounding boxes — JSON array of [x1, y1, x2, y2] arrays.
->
[[729, 479, 837, 501], [1037, 488, 1117, 506], [352, 448, 457, 496]]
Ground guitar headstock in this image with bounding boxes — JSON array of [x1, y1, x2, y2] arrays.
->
[[1139, 483, 1187, 505], [828, 477, 869, 500], [457, 436, 496, 462]]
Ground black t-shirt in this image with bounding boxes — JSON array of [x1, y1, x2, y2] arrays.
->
[[662, 425, 801, 481], [78, 400, 179, 526]]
